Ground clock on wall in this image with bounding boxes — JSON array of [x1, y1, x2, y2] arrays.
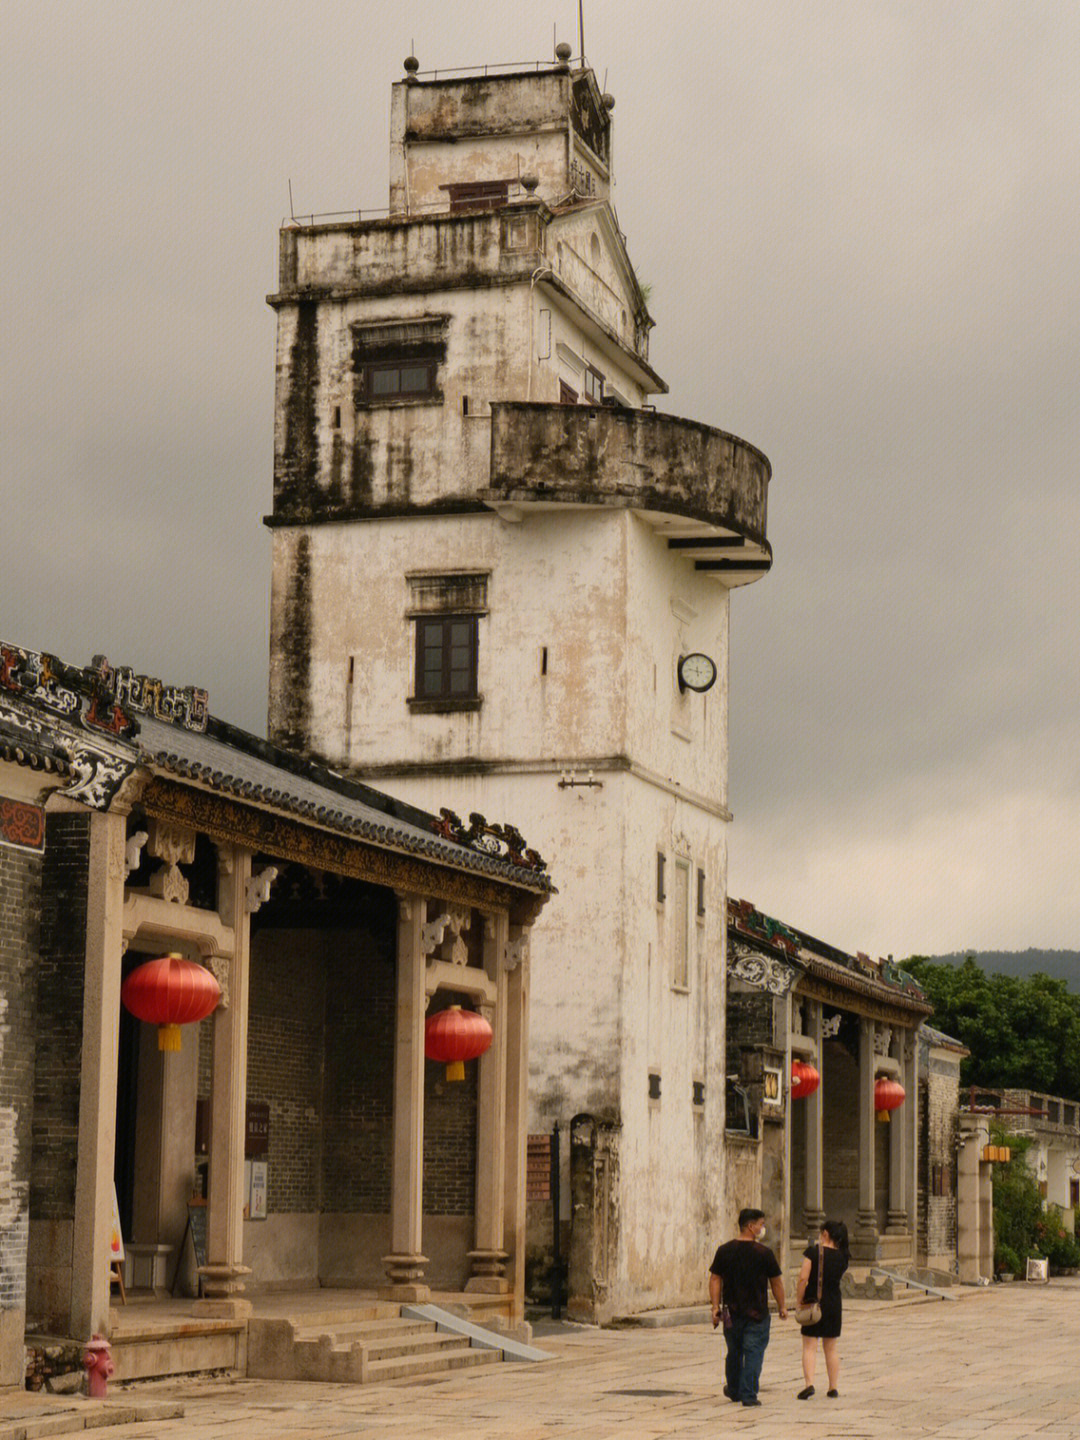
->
[[677, 653, 717, 694]]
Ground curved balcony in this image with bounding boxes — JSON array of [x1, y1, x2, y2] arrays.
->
[[484, 403, 772, 584]]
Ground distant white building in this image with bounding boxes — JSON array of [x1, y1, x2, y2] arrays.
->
[[266, 47, 772, 1321]]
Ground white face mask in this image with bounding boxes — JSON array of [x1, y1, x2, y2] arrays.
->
[[757, 1226, 767, 1240]]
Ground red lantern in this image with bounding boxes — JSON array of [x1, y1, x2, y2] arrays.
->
[[121, 953, 221, 1052], [424, 1005, 492, 1082], [874, 1076, 905, 1122], [791, 1059, 821, 1099]]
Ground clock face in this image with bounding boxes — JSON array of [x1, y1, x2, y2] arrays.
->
[[678, 652, 717, 693]]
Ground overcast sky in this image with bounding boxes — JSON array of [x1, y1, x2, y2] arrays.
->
[[4, 2, 1077, 959]]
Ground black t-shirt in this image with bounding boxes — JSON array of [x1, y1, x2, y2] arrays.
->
[[710, 1239, 782, 1320]]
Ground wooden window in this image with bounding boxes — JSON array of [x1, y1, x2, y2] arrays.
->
[[583, 365, 604, 404], [415, 615, 478, 703], [559, 379, 579, 405], [444, 179, 510, 213], [352, 318, 447, 408], [359, 358, 438, 401]]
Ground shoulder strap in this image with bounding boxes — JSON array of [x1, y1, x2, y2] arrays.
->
[[815, 1242, 824, 1302]]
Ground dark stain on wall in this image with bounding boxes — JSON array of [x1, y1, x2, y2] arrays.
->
[[271, 534, 313, 753], [350, 436, 375, 509], [277, 302, 321, 514]]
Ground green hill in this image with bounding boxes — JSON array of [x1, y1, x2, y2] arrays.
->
[[922, 949, 1080, 994]]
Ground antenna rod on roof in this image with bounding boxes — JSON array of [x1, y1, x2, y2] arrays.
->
[[579, 0, 585, 62], [288, 178, 295, 223]]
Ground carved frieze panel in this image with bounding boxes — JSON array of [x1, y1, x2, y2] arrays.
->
[[729, 941, 798, 996], [58, 743, 135, 810]]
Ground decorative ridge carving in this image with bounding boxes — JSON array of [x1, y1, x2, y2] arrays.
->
[[0, 640, 208, 737], [431, 808, 547, 873]]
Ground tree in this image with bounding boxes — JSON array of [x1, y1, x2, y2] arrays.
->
[[902, 957, 1080, 1098]]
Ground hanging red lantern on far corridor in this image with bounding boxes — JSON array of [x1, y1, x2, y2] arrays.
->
[[874, 1075, 906, 1122], [424, 1005, 492, 1082], [121, 953, 221, 1052], [791, 1059, 821, 1099]]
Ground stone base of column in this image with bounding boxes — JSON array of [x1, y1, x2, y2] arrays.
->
[[803, 1209, 825, 1237], [380, 1253, 431, 1302], [464, 1249, 510, 1294], [851, 1212, 880, 1264], [885, 1209, 910, 1235], [195, 1264, 253, 1318]]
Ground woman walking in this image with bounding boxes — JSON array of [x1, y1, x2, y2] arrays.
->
[[796, 1219, 849, 1398]]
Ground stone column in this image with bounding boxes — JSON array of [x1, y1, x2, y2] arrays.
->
[[381, 893, 430, 1300], [904, 1031, 919, 1232], [803, 1001, 825, 1235], [957, 1111, 990, 1282], [70, 809, 127, 1339], [197, 846, 253, 1314], [467, 910, 510, 1294], [500, 925, 530, 1321], [853, 1016, 879, 1261], [886, 1029, 910, 1234]]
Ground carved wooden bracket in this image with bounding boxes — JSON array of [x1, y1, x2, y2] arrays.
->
[[245, 866, 279, 914]]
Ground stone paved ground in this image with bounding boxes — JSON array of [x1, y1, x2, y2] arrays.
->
[[7, 1279, 1080, 1439]]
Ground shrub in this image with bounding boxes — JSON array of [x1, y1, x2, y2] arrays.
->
[[994, 1242, 1023, 1277]]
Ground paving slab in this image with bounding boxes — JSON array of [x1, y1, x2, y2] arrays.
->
[[4, 1279, 1079, 1439]]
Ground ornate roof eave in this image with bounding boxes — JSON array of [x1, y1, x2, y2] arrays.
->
[[137, 772, 550, 927], [795, 953, 933, 1022]]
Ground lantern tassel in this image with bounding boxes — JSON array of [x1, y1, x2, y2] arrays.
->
[[158, 1024, 183, 1053], [445, 1060, 465, 1083], [876, 1110, 889, 1123]]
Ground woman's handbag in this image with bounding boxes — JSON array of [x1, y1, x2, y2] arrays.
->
[[794, 1243, 824, 1326]]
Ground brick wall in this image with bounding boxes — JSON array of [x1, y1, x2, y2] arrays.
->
[[822, 1039, 858, 1220], [247, 929, 327, 1214], [423, 994, 478, 1217], [241, 890, 478, 1225], [31, 814, 91, 1221], [322, 927, 395, 1214], [0, 839, 43, 1323]]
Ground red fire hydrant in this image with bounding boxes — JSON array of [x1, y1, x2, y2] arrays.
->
[[83, 1334, 114, 1398]]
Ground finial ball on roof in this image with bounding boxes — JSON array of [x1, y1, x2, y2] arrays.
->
[[602, 93, 615, 110], [403, 55, 419, 74], [521, 174, 539, 193], [555, 42, 572, 65]]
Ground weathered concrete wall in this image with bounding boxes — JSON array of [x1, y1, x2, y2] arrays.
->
[[489, 404, 771, 544], [269, 274, 648, 528], [388, 68, 610, 214], [918, 1042, 961, 1271]]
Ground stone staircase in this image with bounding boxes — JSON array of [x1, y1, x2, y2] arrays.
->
[[248, 1303, 536, 1385], [843, 1266, 960, 1303]]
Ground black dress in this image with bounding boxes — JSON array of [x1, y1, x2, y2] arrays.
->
[[799, 1244, 847, 1339]]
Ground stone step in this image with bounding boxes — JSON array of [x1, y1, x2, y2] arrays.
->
[[365, 1343, 500, 1383], [111, 1320, 246, 1381], [293, 1316, 433, 1344]]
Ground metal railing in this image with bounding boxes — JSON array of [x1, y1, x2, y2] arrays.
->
[[412, 56, 584, 82]]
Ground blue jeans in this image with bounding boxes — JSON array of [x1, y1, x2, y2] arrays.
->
[[725, 1314, 771, 1401]]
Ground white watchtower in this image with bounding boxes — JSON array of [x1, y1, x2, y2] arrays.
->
[[266, 46, 772, 1322]]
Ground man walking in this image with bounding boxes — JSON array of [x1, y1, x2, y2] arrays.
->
[[709, 1207, 788, 1407]]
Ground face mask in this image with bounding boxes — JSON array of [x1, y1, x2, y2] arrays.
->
[[757, 1226, 767, 1240]]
